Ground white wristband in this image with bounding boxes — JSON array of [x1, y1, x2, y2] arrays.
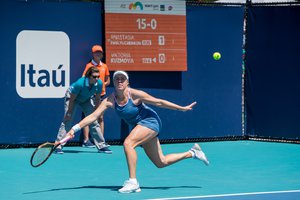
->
[[71, 124, 81, 133]]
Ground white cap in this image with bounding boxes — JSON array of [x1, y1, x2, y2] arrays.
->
[[113, 71, 129, 80]]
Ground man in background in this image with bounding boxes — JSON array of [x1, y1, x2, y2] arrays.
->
[[81, 45, 110, 150]]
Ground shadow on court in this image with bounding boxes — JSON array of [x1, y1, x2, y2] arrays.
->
[[61, 150, 98, 154], [23, 185, 202, 194]]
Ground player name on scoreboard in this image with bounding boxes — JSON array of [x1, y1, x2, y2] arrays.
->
[[105, 0, 187, 71], [108, 34, 156, 64]]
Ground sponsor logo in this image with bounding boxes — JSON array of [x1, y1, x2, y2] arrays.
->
[[129, 1, 143, 10], [16, 30, 70, 98]]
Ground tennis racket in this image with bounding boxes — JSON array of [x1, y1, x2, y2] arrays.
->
[[30, 135, 73, 167]]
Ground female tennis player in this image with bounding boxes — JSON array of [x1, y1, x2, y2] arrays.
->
[[66, 70, 209, 193]]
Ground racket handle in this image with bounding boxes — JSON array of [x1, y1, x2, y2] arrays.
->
[[59, 134, 73, 144]]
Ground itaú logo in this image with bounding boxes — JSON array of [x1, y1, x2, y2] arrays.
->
[[16, 30, 70, 98], [129, 1, 143, 10]]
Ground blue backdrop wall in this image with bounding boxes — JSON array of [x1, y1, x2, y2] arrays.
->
[[245, 6, 300, 139], [0, 1, 244, 144]]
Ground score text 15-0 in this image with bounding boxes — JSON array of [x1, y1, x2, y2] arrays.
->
[[136, 18, 157, 30]]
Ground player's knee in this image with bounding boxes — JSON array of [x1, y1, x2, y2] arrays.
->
[[154, 158, 168, 168], [156, 163, 168, 168], [123, 138, 134, 150]]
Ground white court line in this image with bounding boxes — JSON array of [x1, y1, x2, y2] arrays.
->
[[146, 189, 300, 200]]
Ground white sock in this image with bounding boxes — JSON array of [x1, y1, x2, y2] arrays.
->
[[129, 178, 137, 184], [189, 150, 195, 158]]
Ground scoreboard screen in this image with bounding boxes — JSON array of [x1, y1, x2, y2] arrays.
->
[[105, 0, 187, 71]]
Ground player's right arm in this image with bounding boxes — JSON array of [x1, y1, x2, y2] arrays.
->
[[67, 94, 114, 136]]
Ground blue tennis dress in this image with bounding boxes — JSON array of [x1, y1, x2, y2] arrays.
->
[[114, 93, 162, 133]]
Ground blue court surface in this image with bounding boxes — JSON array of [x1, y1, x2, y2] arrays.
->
[[0, 141, 299, 200]]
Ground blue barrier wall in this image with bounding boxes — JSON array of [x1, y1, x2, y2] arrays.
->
[[0, 1, 121, 144], [149, 6, 244, 139], [0, 2, 244, 144], [245, 6, 300, 139]]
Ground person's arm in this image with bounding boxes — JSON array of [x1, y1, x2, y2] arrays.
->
[[64, 93, 77, 121], [104, 66, 110, 87], [131, 89, 196, 112], [67, 95, 114, 136], [104, 75, 110, 87]]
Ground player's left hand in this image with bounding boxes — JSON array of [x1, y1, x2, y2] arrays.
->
[[182, 101, 197, 111]]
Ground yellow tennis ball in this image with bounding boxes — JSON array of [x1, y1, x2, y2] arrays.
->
[[213, 52, 221, 60]]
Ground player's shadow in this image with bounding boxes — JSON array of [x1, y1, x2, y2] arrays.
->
[[61, 150, 97, 154], [141, 185, 202, 190], [23, 185, 202, 194], [23, 185, 120, 194]]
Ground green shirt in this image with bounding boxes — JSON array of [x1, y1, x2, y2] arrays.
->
[[70, 77, 102, 103]]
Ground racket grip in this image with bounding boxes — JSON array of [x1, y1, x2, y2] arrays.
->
[[59, 134, 73, 144]]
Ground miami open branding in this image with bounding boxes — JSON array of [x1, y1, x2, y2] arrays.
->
[[16, 30, 70, 98]]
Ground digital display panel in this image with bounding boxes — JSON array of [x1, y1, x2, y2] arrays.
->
[[105, 0, 187, 71]]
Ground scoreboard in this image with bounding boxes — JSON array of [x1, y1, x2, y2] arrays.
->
[[105, 0, 187, 71]]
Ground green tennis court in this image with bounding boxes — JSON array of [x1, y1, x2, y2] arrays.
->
[[1, 141, 299, 200]]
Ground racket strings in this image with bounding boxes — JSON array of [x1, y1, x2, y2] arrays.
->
[[31, 144, 53, 166]]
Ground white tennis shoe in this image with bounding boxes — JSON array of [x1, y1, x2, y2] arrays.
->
[[118, 180, 141, 193], [190, 143, 209, 166]]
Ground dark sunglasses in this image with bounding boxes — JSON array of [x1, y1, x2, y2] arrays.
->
[[91, 75, 99, 79]]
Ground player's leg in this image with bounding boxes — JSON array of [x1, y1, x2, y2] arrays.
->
[[143, 138, 209, 167], [143, 137, 192, 168], [124, 125, 157, 177], [119, 125, 156, 193]]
